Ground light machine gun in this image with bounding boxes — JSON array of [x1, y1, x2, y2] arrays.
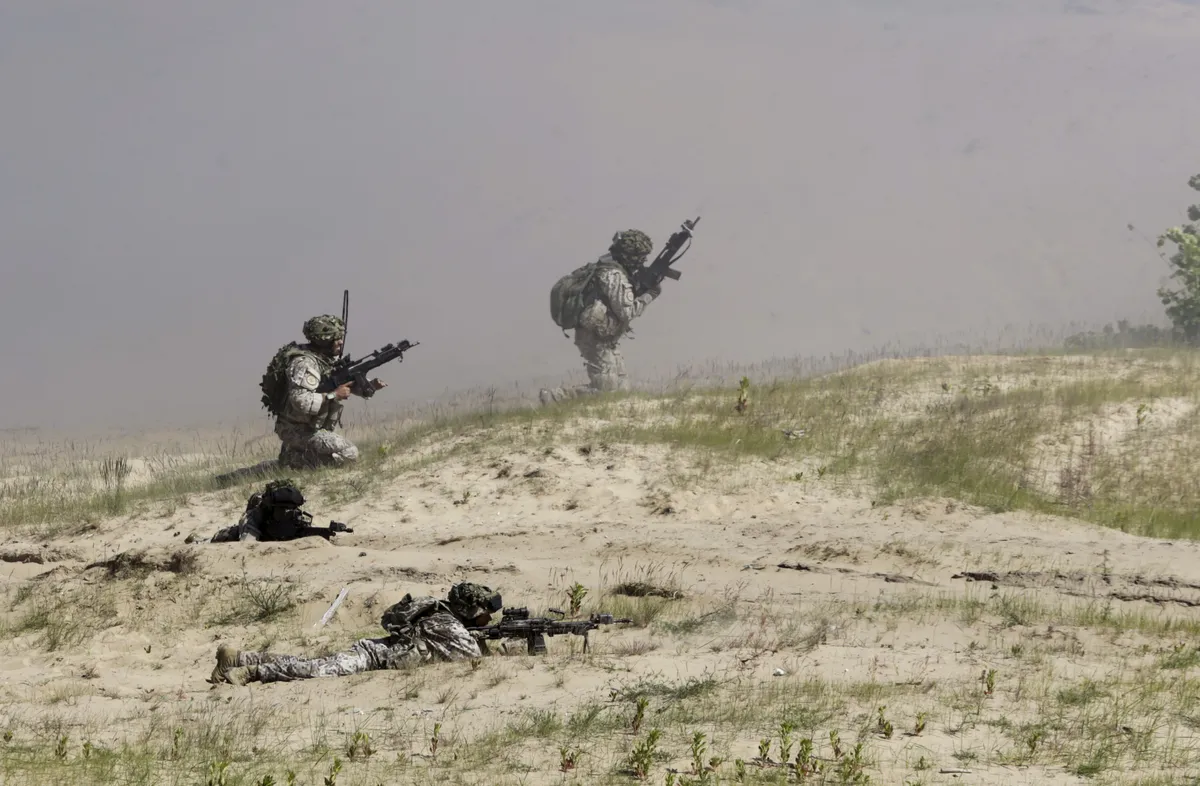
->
[[466, 606, 633, 655]]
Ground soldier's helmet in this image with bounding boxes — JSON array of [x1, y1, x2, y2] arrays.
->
[[302, 315, 346, 346], [447, 582, 503, 621], [261, 478, 304, 509], [609, 229, 653, 267]]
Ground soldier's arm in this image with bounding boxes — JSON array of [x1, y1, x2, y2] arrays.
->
[[418, 613, 484, 660], [597, 266, 657, 323], [285, 356, 337, 416]]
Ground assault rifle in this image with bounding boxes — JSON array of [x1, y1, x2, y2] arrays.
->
[[466, 606, 633, 655], [263, 508, 354, 542], [630, 216, 701, 296], [317, 340, 419, 398], [293, 520, 354, 541]]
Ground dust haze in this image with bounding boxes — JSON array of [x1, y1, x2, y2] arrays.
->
[[3, 0, 1199, 432]]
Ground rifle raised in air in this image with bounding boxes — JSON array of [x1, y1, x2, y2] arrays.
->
[[340, 289, 350, 363], [630, 216, 701, 296]]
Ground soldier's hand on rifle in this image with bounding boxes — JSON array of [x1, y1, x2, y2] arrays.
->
[[333, 383, 353, 400], [639, 281, 663, 300]]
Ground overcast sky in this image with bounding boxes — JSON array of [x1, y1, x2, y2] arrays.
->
[[3, 0, 1199, 431]]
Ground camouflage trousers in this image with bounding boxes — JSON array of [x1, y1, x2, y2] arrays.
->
[[575, 327, 629, 392], [209, 507, 266, 543], [234, 613, 481, 683], [540, 328, 629, 404], [274, 422, 360, 469]]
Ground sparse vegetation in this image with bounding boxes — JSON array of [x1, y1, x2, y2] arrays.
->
[[2, 345, 1200, 784]]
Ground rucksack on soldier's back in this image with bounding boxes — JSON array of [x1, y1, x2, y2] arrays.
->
[[550, 257, 623, 331], [550, 262, 598, 331], [259, 342, 309, 417]]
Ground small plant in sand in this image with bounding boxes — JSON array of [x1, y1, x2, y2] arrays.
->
[[429, 722, 442, 759], [629, 728, 663, 780], [735, 376, 750, 413], [346, 730, 373, 759], [690, 731, 708, 776], [836, 742, 871, 784], [796, 737, 817, 778], [829, 729, 843, 760], [323, 757, 342, 786], [567, 581, 588, 616], [778, 720, 796, 763], [559, 745, 581, 772], [631, 695, 650, 733], [875, 705, 894, 738], [99, 456, 132, 513]]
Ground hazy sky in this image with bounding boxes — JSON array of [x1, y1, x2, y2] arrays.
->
[[3, 0, 1200, 431]]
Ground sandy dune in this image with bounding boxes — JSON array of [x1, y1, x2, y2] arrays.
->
[[2, 354, 1200, 784]]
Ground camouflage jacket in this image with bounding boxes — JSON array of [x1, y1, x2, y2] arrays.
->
[[577, 255, 659, 339]]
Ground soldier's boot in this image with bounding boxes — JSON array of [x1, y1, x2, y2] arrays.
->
[[210, 643, 241, 684], [222, 665, 260, 686]]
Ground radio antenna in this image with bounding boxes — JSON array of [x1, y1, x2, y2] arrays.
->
[[340, 289, 350, 361]]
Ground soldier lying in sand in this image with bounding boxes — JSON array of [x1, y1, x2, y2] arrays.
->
[[209, 582, 501, 685], [209, 479, 352, 543]]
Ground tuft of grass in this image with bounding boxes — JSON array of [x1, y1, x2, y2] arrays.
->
[[209, 569, 298, 626]]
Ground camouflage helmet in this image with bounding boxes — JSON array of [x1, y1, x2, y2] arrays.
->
[[609, 229, 653, 265], [302, 315, 346, 345], [446, 582, 502, 621]]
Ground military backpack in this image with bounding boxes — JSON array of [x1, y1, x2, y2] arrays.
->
[[549, 257, 622, 331], [259, 343, 329, 418]]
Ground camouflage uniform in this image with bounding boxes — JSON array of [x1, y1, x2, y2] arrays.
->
[[541, 231, 661, 404], [208, 496, 267, 542], [275, 316, 361, 469], [210, 583, 502, 685]]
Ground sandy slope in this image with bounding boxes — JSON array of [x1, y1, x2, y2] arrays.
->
[[3, 423, 1200, 784]]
